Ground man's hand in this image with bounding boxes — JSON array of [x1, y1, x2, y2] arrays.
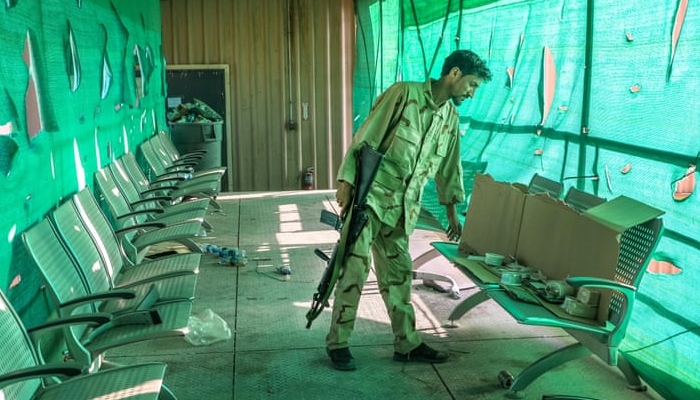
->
[[336, 180, 354, 217], [445, 203, 462, 242]]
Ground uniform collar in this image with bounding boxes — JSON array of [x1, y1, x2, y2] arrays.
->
[[424, 79, 439, 109]]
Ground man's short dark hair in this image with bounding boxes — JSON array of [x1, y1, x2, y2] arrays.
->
[[441, 50, 492, 81]]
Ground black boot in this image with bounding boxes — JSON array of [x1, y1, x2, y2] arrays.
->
[[326, 347, 357, 371], [393, 343, 449, 363]]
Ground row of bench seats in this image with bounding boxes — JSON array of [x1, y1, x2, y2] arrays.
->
[[1, 132, 224, 399], [414, 173, 663, 399]]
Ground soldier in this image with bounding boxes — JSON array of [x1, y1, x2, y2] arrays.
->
[[326, 50, 492, 370]]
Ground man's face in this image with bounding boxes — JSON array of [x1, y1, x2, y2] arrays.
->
[[450, 70, 483, 106]]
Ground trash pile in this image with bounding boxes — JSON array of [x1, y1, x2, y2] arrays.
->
[[168, 98, 223, 123], [201, 243, 248, 267]]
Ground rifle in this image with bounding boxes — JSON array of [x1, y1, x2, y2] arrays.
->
[[305, 144, 384, 328]]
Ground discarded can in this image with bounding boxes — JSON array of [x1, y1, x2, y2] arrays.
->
[[277, 265, 292, 275], [498, 370, 514, 389]]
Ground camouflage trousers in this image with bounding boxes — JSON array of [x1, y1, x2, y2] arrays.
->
[[325, 209, 420, 354]]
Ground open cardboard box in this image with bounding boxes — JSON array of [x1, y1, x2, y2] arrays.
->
[[459, 173, 528, 258], [459, 173, 665, 325], [517, 194, 665, 281]]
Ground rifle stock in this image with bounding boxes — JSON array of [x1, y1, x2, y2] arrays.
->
[[353, 145, 383, 208], [306, 144, 383, 328]]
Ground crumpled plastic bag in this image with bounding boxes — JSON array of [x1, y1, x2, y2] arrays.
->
[[184, 309, 232, 346]]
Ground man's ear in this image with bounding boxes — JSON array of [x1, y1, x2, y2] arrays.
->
[[450, 67, 462, 77]]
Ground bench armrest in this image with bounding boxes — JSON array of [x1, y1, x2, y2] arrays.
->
[[0, 363, 85, 389], [114, 222, 167, 236], [58, 289, 137, 314], [130, 196, 169, 205], [26, 312, 113, 334]]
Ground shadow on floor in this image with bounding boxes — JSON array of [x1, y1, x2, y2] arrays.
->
[[107, 191, 665, 400]]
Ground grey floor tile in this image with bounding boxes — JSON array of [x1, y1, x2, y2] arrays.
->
[[104, 191, 665, 400]]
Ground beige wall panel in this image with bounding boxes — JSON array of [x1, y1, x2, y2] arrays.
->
[[160, 0, 353, 191], [161, 1, 172, 51]]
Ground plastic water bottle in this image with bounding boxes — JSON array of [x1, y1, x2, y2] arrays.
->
[[216, 247, 248, 266], [200, 243, 220, 254], [235, 249, 247, 266], [218, 247, 232, 264]]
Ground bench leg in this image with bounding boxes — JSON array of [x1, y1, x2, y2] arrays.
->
[[616, 353, 647, 391], [505, 342, 590, 399], [412, 247, 441, 270], [447, 290, 490, 321], [413, 270, 460, 299], [412, 247, 461, 299], [158, 384, 178, 400], [179, 237, 206, 253], [208, 197, 223, 212]]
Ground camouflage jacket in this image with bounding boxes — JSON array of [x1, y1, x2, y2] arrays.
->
[[337, 79, 465, 235]]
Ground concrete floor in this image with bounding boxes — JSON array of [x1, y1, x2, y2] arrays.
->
[[106, 190, 666, 400]]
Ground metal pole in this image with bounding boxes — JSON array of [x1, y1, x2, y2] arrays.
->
[[578, 0, 595, 190]]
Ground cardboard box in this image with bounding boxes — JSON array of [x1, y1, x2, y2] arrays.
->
[[458, 173, 664, 326], [459, 174, 528, 258], [516, 194, 619, 281], [516, 194, 664, 325], [518, 194, 664, 278]]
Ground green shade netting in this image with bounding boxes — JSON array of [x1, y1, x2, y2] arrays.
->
[[354, 0, 700, 399], [0, 0, 165, 328]]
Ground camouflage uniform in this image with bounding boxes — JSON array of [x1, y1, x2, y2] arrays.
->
[[326, 79, 465, 353]]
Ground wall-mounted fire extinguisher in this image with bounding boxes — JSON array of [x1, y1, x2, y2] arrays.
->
[[302, 166, 314, 190]]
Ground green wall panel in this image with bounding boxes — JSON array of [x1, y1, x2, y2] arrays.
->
[[0, 0, 166, 328]]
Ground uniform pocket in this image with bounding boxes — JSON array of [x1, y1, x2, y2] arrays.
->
[[372, 160, 404, 197], [435, 126, 453, 157], [384, 127, 421, 168]]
